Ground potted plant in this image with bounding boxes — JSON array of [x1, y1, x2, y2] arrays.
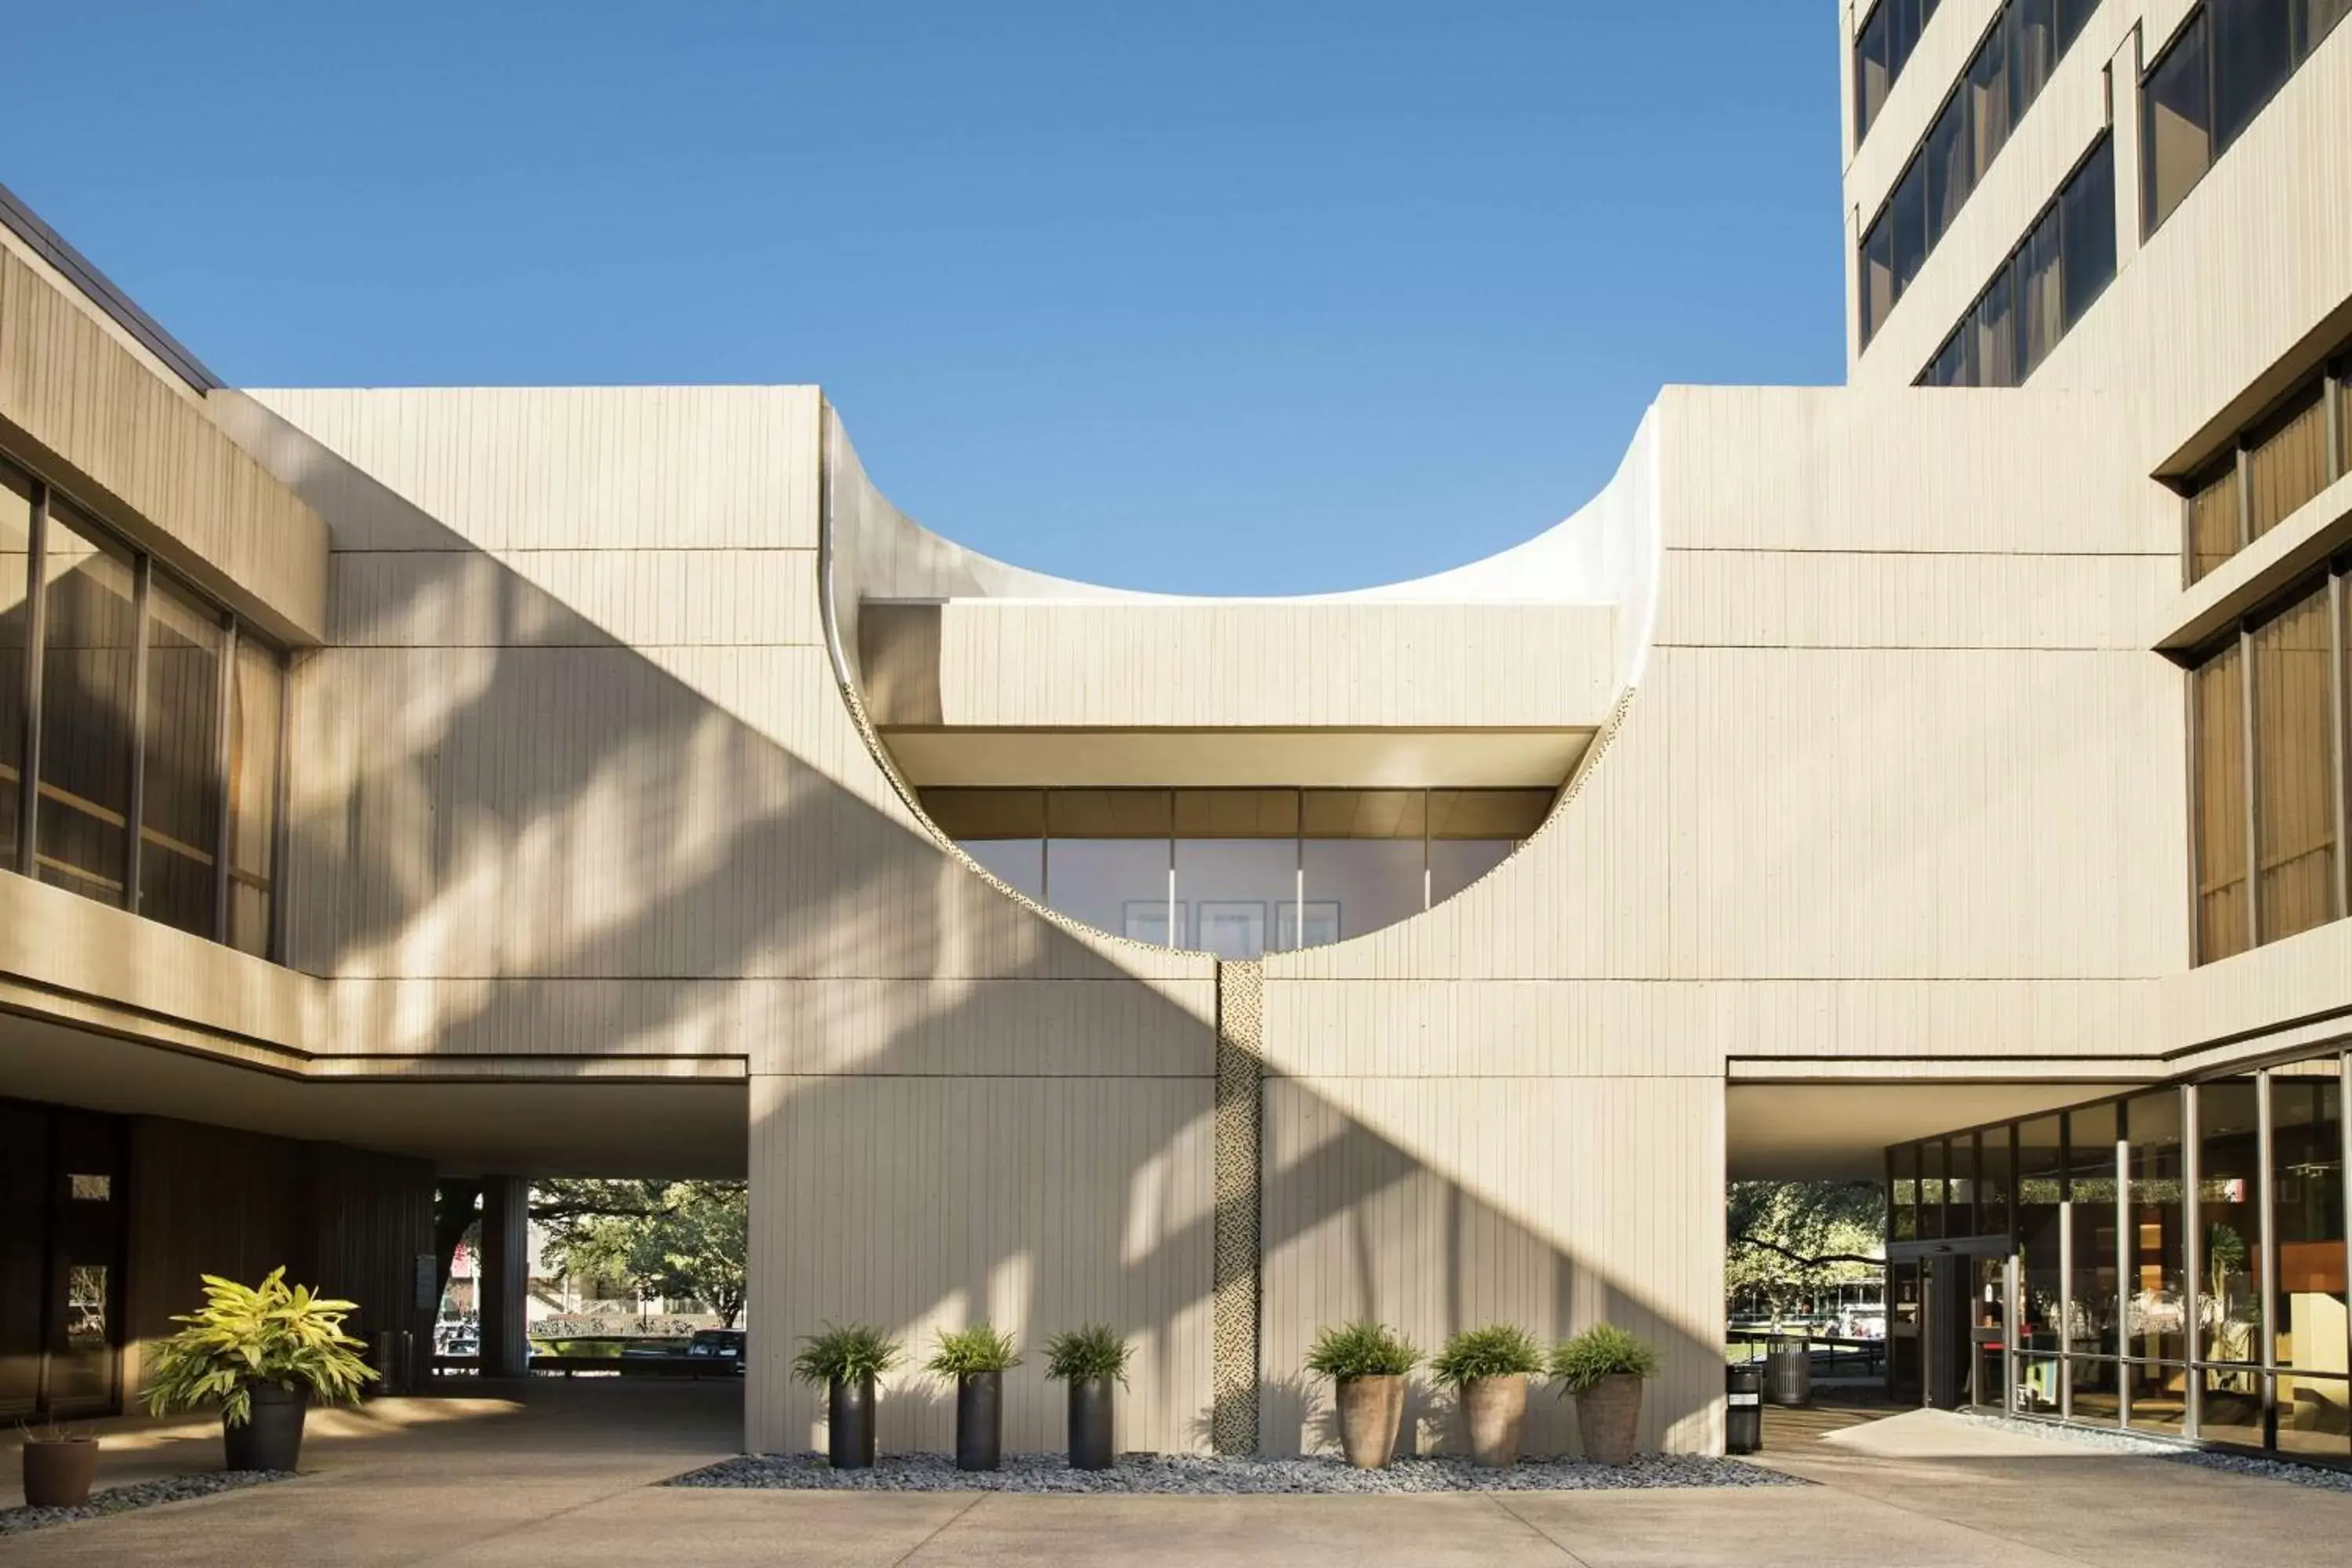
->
[[927, 1323, 1021, 1472], [1430, 1324, 1545, 1468], [1043, 1323, 1133, 1470], [792, 1323, 903, 1470], [19, 1417, 100, 1508], [1305, 1320, 1419, 1469], [1552, 1323, 1659, 1466], [144, 1269, 376, 1472]]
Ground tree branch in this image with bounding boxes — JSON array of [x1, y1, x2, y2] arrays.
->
[[1730, 1232, 1882, 1269]]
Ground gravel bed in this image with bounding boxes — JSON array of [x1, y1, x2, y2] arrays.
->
[[669, 1451, 1805, 1494], [1958, 1410, 2352, 1491], [0, 1471, 296, 1537]]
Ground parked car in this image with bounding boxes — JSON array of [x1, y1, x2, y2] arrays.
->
[[688, 1329, 746, 1374]]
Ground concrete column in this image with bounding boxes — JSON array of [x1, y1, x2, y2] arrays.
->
[[478, 1175, 531, 1379]]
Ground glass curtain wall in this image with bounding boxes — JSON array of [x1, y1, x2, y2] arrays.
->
[[35, 511, 138, 904], [0, 471, 31, 869], [2182, 358, 2350, 583], [927, 786, 1551, 955], [1894, 1053, 2352, 1465]]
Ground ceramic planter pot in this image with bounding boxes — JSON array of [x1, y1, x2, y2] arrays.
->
[[828, 1374, 878, 1469], [1066, 1377, 1115, 1470], [955, 1370, 1003, 1472], [1335, 1374, 1406, 1469], [22, 1438, 99, 1508], [223, 1384, 310, 1472], [1461, 1374, 1528, 1468], [1574, 1373, 1643, 1466]]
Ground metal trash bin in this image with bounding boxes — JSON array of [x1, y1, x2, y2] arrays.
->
[[1765, 1336, 1812, 1406], [1726, 1362, 1763, 1453]]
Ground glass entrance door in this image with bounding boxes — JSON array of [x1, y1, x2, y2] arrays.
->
[[1970, 1252, 2013, 1408]]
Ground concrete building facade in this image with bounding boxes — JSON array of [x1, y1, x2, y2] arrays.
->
[[2, 0, 2349, 1465]]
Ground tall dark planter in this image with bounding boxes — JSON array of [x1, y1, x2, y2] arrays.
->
[[956, 1370, 1004, 1472], [1066, 1377, 1115, 1470], [827, 1374, 877, 1469], [223, 1384, 310, 1472]]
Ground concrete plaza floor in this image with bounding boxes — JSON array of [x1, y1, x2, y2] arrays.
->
[[8, 1381, 2352, 1565]]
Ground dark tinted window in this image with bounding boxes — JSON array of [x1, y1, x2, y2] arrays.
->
[[1892, 162, 1929, 296], [2143, 14, 2213, 230], [2011, 0, 2059, 107], [2058, 0, 2100, 45], [2213, 0, 2294, 148], [1862, 213, 1895, 346], [2059, 136, 2117, 327], [1857, 4, 1893, 135], [1926, 95, 1970, 242]]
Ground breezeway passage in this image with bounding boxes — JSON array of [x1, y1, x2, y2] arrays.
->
[[8, 1383, 2352, 1566]]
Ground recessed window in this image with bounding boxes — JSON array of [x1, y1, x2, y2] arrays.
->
[[1918, 136, 2115, 387], [2143, 0, 2349, 236], [2177, 358, 2350, 583]]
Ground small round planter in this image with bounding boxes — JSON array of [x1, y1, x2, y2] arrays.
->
[[954, 1370, 1004, 1472], [1573, 1373, 1643, 1466], [223, 1384, 310, 1472], [1335, 1374, 1406, 1469], [827, 1374, 878, 1469], [22, 1437, 100, 1508], [1065, 1377, 1115, 1471], [1461, 1374, 1528, 1468]]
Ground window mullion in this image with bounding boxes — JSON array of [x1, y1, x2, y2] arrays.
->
[[123, 556, 153, 913]]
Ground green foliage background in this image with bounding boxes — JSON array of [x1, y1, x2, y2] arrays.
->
[[535, 1179, 750, 1327], [1725, 1180, 1885, 1318]]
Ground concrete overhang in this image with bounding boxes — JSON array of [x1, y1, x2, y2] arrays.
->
[[1727, 1078, 2151, 1181]]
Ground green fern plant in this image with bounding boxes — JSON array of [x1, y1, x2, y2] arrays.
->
[[1550, 1323, 1660, 1393], [1428, 1324, 1547, 1388], [1304, 1320, 1419, 1380], [1042, 1324, 1134, 1386], [791, 1323, 904, 1386], [926, 1323, 1022, 1377], [144, 1269, 376, 1428]]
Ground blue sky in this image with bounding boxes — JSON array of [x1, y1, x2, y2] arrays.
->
[[9, 2, 1846, 594]]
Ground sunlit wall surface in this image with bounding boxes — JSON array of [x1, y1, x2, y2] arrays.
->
[[922, 787, 1552, 956]]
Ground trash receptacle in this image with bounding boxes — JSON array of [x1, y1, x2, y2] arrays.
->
[[1765, 1337, 1812, 1406], [1726, 1362, 1762, 1453]]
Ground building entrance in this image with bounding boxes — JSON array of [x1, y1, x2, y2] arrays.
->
[[1888, 1236, 2013, 1410], [0, 1098, 128, 1419]]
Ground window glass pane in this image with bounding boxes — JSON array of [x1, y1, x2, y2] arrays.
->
[[1970, 21, 2014, 171], [2011, 0, 2058, 111], [2124, 1092, 2187, 1430], [2245, 387, 2328, 539], [2305, 0, 2352, 59], [1429, 840, 1514, 906], [2196, 1078, 2263, 1377], [226, 641, 282, 955], [2020, 1116, 2065, 1358], [1974, 264, 2019, 387], [36, 510, 136, 906], [1892, 1142, 1918, 1243], [1045, 838, 1169, 945], [1301, 839, 1424, 948], [2018, 208, 2065, 376], [1947, 1135, 1976, 1236], [2213, 0, 2295, 150], [1926, 96, 1971, 246], [2060, 137, 2117, 329], [1857, 3, 1893, 138], [1980, 1127, 2014, 1242], [960, 840, 1043, 901], [1892, 162, 1929, 298], [2194, 642, 2250, 963], [2186, 461, 2242, 584], [137, 580, 222, 937], [2066, 1102, 2122, 1363], [1928, 328, 1972, 387], [1862, 212, 1895, 347], [2270, 1065, 2347, 1454], [2252, 587, 2338, 942], [1176, 837, 1294, 959], [2143, 16, 2212, 230], [0, 469, 31, 868], [2058, 0, 2100, 46]]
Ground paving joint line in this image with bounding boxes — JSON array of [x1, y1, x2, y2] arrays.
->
[[1486, 1494, 1595, 1566], [890, 1490, 989, 1566]]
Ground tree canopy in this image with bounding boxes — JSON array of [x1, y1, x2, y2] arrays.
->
[[1726, 1180, 1885, 1319], [534, 1179, 749, 1327]]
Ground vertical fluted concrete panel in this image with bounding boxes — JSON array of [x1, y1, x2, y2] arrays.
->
[[1211, 960, 1263, 1454]]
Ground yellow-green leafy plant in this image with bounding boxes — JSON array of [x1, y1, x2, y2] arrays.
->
[[145, 1269, 376, 1427]]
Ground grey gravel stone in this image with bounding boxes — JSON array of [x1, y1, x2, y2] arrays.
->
[[0, 1471, 296, 1536], [1958, 1410, 2352, 1491], [667, 1450, 1806, 1494]]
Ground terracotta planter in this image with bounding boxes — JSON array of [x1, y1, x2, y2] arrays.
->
[[1335, 1374, 1406, 1469], [1574, 1373, 1643, 1465], [1461, 1374, 1528, 1468], [22, 1438, 99, 1508], [223, 1384, 310, 1472]]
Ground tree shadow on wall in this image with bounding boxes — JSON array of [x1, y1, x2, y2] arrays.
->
[[238, 394, 1716, 1459]]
